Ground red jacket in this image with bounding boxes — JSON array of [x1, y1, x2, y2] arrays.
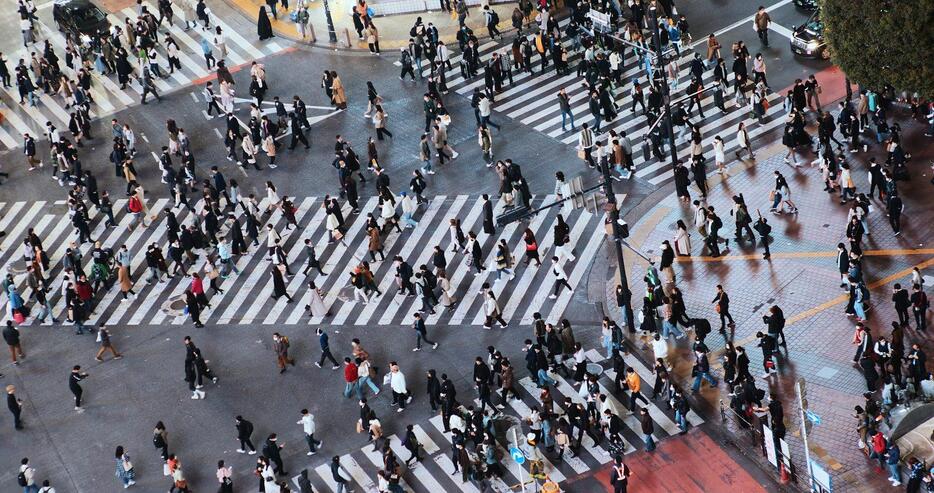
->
[[344, 363, 358, 383], [871, 432, 886, 453], [75, 281, 92, 301], [190, 277, 204, 295]]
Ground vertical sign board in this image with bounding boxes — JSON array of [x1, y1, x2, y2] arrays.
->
[[810, 459, 832, 492], [762, 424, 778, 467]]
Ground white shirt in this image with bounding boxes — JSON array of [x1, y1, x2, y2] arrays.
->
[[297, 413, 316, 435], [652, 338, 669, 359], [389, 369, 407, 393]]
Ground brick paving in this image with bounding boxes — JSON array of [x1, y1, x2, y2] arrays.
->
[[608, 106, 934, 492]]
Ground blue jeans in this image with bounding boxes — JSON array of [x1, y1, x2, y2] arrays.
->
[[421, 159, 433, 172], [561, 109, 575, 130], [359, 376, 380, 394], [401, 212, 418, 228], [675, 410, 688, 432], [592, 116, 602, 133], [643, 433, 655, 451], [24, 486, 39, 493], [496, 268, 512, 280], [692, 371, 718, 392], [854, 301, 866, 320], [602, 335, 613, 358], [537, 369, 556, 387], [661, 320, 684, 339], [888, 462, 900, 482], [344, 381, 361, 399]]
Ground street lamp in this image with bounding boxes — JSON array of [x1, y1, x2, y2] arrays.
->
[[323, 0, 337, 43], [648, 6, 679, 172]]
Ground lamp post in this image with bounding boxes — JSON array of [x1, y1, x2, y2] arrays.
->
[[648, 6, 679, 172], [323, 0, 337, 43], [600, 161, 634, 329]]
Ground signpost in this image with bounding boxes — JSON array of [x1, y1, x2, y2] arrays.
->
[[511, 429, 528, 493], [805, 410, 822, 426], [587, 9, 611, 32]]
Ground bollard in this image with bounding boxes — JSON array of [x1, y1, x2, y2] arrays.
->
[[342, 27, 351, 47], [308, 24, 316, 43]]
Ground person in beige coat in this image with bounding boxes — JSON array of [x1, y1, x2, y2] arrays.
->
[[330, 71, 347, 109]]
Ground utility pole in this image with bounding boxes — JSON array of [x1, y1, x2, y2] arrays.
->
[[600, 163, 634, 329], [323, 0, 337, 43], [648, 6, 680, 173]]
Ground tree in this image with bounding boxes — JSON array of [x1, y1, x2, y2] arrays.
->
[[819, 0, 933, 97]]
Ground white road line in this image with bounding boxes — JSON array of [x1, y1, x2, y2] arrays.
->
[[689, 0, 796, 49], [545, 216, 605, 324]]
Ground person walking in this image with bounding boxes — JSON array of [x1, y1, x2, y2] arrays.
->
[[263, 434, 288, 475], [216, 460, 233, 493], [235, 416, 258, 454], [754, 6, 771, 47], [18, 458, 38, 493], [153, 421, 169, 460], [712, 285, 735, 332], [482, 291, 508, 329], [95, 325, 123, 361], [69, 365, 89, 412], [330, 456, 352, 493], [297, 409, 322, 455], [315, 328, 341, 369], [550, 256, 573, 298], [114, 446, 137, 488], [412, 312, 439, 351]]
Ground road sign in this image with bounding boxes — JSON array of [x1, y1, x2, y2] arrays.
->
[[510, 447, 526, 464], [587, 9, 611, 32], [805, 410, 822, 425]]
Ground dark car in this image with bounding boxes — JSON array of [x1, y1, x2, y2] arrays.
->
[[790, 10, 829, 59], [52, 0, 110, 41], [793, 0, 818, 10]]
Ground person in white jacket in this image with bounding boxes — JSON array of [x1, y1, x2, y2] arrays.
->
[[652, 332, 669, 366], [388, 362, 410, 412], [713, 135, 726, 174], [297, 409, 322, 455], [400, 192, 419, 228]]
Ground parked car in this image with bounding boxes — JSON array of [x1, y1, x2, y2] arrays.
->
[[793, 0, 818, 10], [790, 10, 829, 59], [52, 0, 110, 41]]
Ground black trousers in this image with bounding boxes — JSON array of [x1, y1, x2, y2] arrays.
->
[[319, 348, 339, 366], [72, 387, 83, 407], [239, 437, 256, 451]]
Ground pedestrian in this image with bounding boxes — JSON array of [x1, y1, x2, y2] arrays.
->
[[216, 460, 233, 493], [297, 409, 322, 455], [95, 325, 123, 361], [388, 362, 411, 412], [330, 456, 352, 493], [235, 416, 258, 454], [3, 321, 25, 365], [18, 458, 37, 492], [550, 256, 573, 298], [482, 291, 507, 329], [257, 6, 273, 40], [8, 385, 23, 429], [69, 365, 88, 412], [153, 421, 169, 460], [373, 105, 393, 140], [273, 332, 295, 373], [114, 446, 136, 488], [314, 328, 340, 369], [754, 5, 771, 46], [412, 312, 439, 351], [263, 434, 288, 475], [610, 455, 631, 493]]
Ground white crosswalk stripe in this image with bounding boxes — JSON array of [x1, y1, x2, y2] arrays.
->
[[0, 195, 612, 328], [432, 27, 787, 186], [0, 10, 291, 151]]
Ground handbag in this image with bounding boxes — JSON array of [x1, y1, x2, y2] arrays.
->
[[576, 148, 586, 160], [122, 459, 133, 471], [12, 310, 25, 324], [356, 419, 364, 434], [163, 463, 171, 476], [761, 97, 771, 111]]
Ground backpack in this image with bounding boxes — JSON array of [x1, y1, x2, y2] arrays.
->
[[489, 10, 499, 25], [17, 471, 27, 487], [712, 215, 723, 230], [281, 336, 290, 348]]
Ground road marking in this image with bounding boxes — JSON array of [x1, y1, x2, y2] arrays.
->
[[689, 0, 796, 49]]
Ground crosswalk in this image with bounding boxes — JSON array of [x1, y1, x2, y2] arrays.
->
[[429, 19, 788, 186], [0, 193, 612, 327], [0, 1, 290, 151], [291, 347, 704, 493]]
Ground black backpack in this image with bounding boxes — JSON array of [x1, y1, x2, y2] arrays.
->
[[490, 10, 499, 25], [17, 471, 27, 487]]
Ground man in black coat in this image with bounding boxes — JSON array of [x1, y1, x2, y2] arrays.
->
[[481, 194, 495, 235]]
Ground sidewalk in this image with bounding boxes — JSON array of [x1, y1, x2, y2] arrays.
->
[[220, 0, 523, 49], [607, 102, 934, 492]]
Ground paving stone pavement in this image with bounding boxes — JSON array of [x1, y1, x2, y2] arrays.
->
[[605, 105, 934, 492]]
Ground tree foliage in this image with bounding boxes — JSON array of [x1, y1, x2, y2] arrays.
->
[[819, 0, 933, 97]]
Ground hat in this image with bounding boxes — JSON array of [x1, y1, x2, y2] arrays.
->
[[526, 433, 536, 443]]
